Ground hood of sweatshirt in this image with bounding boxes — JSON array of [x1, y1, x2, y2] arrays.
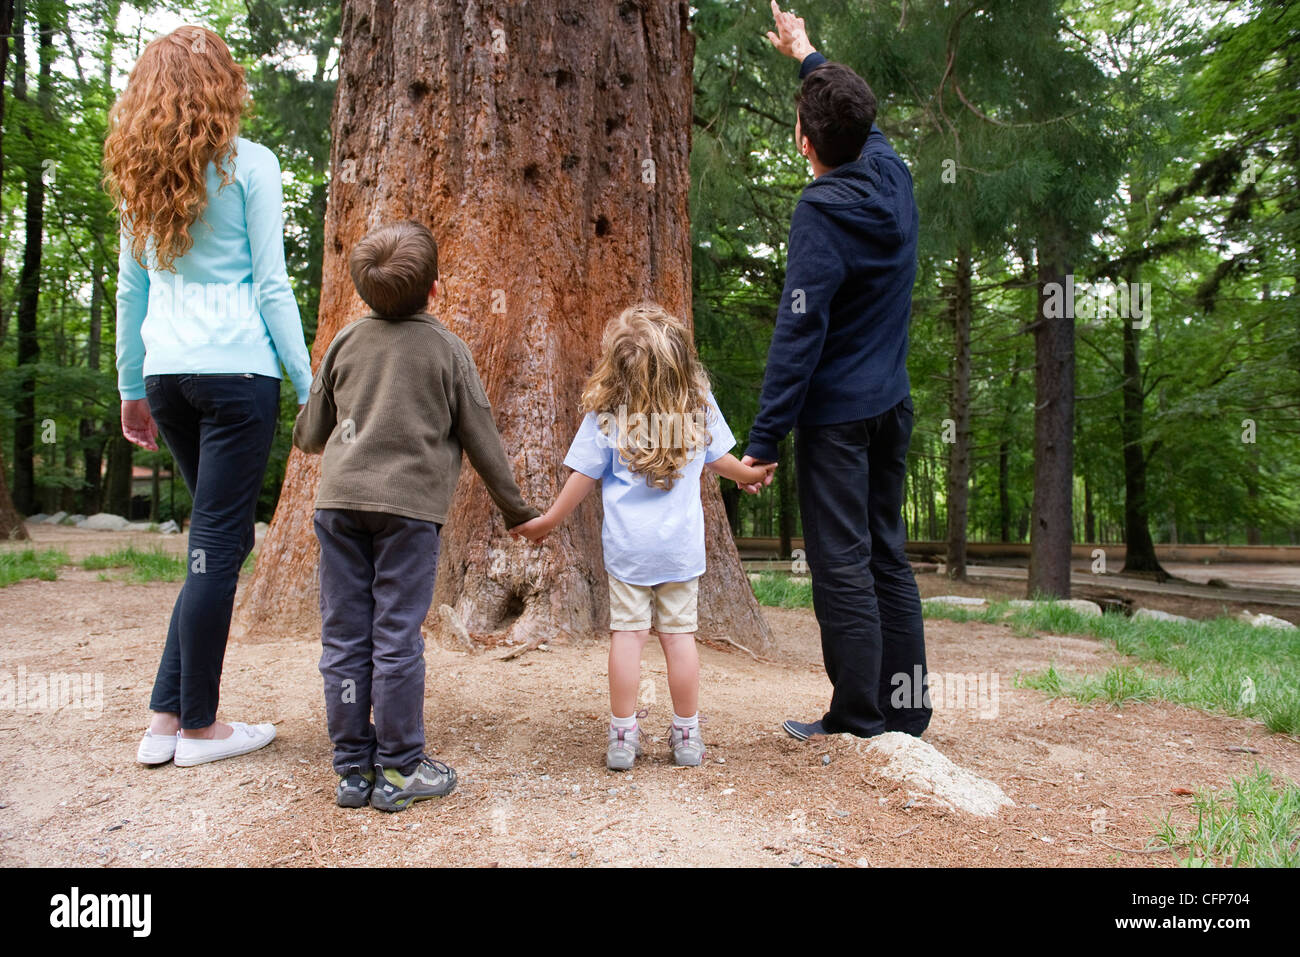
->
[[798, 149, 914, 247]]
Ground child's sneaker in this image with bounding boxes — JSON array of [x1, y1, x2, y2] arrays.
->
[[335, 765, 374, 808], [369, 756, 457, 812], [669, 722, 704, 766], [606, 722, 642, 771]]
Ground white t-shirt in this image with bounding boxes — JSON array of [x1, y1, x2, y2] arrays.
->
[[563, 392, 736, 586]]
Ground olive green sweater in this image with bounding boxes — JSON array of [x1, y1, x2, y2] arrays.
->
[[293, 312, 539, 528]]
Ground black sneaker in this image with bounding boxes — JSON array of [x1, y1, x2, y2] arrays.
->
[[335, 765, 374, 808], [782, 718, 827, 741], [370, 756, 458, 812]]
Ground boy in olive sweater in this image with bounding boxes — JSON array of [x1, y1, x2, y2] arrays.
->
[[294, 220, 539, 812]]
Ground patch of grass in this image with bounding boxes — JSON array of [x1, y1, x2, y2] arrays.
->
[[749, 572, 813, 608], [81, 546, 186, 583], [1008, 604, 1300, 733], [1153, 770, 1300, 867], [0, 548, 68, 587], [1018, 664, 1159, 707]]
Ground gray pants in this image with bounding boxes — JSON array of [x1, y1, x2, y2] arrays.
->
[[314, 508, 440, 775]]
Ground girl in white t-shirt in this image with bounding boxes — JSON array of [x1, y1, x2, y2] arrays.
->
[[513, 303, 774, 770]]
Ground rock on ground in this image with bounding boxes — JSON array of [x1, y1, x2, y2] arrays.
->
[[862, 732, 1014, 818], [1007, 598, 1102, 617], [1132, 607, 1194, 623], [81, 513, 130, 532], [1237, 610, 1297, 630], [926, 595, 987, 607], [44, 511, 68, 525]]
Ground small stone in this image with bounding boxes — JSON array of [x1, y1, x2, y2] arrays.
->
[[835, 809, 849, 818], [821, 754, 831, 766]]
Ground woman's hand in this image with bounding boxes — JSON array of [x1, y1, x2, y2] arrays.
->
[[767, 1, 817, 61], [121, 398, 159, 451]]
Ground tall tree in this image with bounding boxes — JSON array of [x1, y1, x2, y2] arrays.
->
[[11, 0, 56, 514], [0, 0, 27, 537], [236, 0, 773, 652]]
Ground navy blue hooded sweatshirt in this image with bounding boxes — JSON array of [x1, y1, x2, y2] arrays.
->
[[743, 52, 919, 464]]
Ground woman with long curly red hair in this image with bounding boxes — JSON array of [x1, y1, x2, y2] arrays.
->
[[105, 25, 311, 768]]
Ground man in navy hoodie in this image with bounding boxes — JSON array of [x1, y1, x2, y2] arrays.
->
[[742, 3, 930, 739]]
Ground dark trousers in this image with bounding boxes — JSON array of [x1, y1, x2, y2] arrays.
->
[[145, 373, 280, 729], [795, 395, 930, 738], [314, 508, 440, 775]]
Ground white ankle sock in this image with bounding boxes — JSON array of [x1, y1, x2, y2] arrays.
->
[[673, 712, 698, 729], [611, 713, 638, 729]]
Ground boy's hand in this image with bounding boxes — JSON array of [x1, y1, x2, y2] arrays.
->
[[767, 1, 816, 61], [510, 514, 552, 543]]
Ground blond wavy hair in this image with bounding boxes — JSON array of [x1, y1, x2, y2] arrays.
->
[[104, 25, 247, 272], [581, 303, 713, 491]]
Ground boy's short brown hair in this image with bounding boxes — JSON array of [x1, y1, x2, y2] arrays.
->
[[348, 221, 439, 318]]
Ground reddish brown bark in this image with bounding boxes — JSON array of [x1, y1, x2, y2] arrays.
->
[[235, 0, 772, 653]]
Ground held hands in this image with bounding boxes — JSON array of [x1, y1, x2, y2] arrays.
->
[[510, 513, 553, 544], [121, 398, 159, 451], [767, 1, 817, 61], [739, 455, 777, 495]]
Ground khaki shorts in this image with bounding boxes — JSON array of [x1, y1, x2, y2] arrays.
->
[[608, 576, 698, 634]]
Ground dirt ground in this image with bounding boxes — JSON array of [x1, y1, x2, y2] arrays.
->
[[1, 528, 1297, 868]]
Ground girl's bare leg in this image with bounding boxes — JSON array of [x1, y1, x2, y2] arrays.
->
[[609, 629, 650, 717], [656, 631, 699, 717]]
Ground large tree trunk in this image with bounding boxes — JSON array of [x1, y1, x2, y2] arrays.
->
[[1118, 288, 1168, 579], [236, 0, 772, 653], [944, 247, 972, 580], [0, 446, 28, 540], [1027, 235, 1073, 598]]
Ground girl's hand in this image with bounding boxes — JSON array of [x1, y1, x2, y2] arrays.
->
[[510, 514, 552, 543], [121, 398, 159, 451]]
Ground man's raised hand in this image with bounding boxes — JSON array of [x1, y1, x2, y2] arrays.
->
[[766, 1, 817, 61]]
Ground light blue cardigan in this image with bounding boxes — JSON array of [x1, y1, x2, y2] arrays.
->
[[115, 137, 313, 403]]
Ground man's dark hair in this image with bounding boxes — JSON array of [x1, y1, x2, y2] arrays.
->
[[796, 62, 877, 168], [349, 220, 439, 317]]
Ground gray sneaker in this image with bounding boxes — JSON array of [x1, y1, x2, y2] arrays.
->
[[606, 723, 642, 771], [335, 765, 374, 808], [370, 756, 457, 812], [669, 722, 704, 766]]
